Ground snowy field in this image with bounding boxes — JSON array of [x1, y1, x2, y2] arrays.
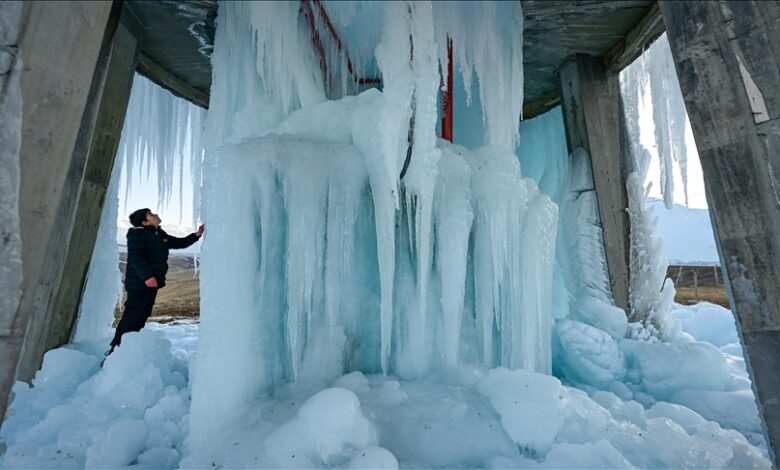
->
[[0, 303, 770, 469], [649, 199, 719, 265]]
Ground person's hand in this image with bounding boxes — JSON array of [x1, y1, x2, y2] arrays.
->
[[145, 277, 158, 288], [196, 224, 205, 238]]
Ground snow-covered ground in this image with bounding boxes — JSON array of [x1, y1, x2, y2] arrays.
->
[[650, 199, 719, 265], [1, 303, 769, 469]]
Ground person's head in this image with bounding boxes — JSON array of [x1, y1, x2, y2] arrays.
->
[[129, 208, 161, 228]]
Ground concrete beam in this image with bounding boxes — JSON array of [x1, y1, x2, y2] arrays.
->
[[0, 0, 121, 428], [603, 3, 666, 73], [20, 19, 141, 380], [660, 1, 780, 465], [523, 92, 562, 121], [137, 53, 209, 109], [559, 55, 631, 311]]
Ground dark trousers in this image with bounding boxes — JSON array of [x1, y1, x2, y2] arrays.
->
[[110, 289, 158, 347]]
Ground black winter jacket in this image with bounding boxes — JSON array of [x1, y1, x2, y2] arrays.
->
[[125, 226, 199, 291]]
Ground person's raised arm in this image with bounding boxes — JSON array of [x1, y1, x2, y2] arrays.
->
[[167, 224, 205, 249]]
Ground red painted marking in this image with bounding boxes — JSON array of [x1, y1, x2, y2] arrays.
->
[[441, 36, 454, 142]]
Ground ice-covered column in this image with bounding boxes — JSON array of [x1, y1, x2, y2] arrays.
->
[[559, 55, 631, 311], [661, 1, 780, 464]]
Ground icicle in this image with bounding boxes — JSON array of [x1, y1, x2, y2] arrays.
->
[[247, 1, 326, 114], [432, 1, 524, 148], [395, 0, 441, 377], [519, 193, 557, 373], [619, 33, 686, 338], [467, 146, 532, 367], [72, 146, 124, 341], [119, 74, 206, 227], [434, 146, 473, 367], [370, 1, 414, 374], [625, 33, 692, 209]]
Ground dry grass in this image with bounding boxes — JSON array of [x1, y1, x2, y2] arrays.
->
[[667, 265, 730, 308], [674, 285, 730, 308], [115, 254, 200, 323]]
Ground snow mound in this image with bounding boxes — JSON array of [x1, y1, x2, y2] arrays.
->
[[261, 388, 379, 467], [622, 339, 732, 400], [2, 310, 771, 469], [0, 325, 193, 470], [477, 368, 565, 455], [672, 302, 740, 347]]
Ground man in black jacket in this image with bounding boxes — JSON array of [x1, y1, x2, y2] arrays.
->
[[103, 208, 204, 362]]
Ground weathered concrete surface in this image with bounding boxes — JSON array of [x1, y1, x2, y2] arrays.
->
[[661, 1, 780, 465], [559, 55, 631, 311], [0, 1, 120, 428], [0, 2, 28, 453], [23, 20, 141, 379]]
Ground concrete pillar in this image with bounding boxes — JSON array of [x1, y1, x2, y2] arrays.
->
[[0, 1, 29, 453], [0, 0, 122, 428], [559, 54, 631, 311], [17, 18, 141, 381], [660, 1, 780, 465]]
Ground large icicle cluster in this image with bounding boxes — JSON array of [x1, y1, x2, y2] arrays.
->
[[432, 1, 524, 148], [120, 75, 206, 226], [620, 34, 680, 337], [190, 0, 550, 452], [622, 33, 692, 209]]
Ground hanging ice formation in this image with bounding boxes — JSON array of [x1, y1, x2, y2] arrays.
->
[[189, 0, 555, 444], [72, 149, 124, 342], [72, 75, 207, 340], [619, 34, 679, 338], [625, 33, 692, 209], [120, 74, 207, 227]]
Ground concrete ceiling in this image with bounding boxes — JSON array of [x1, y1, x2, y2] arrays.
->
[[125, 0, 657, 112], [125, 0, 216, 107]]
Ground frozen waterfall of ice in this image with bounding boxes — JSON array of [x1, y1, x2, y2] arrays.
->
[[3, 1, 775, 467], [188, 1, 554, 457]]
